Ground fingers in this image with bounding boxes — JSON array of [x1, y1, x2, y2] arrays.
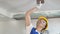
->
[[29, 7, 38, 11], [36, 4, 43, 9]]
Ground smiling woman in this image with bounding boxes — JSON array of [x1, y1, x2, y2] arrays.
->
[[0, 0, 60, 34], [25, 7, 49, 34]]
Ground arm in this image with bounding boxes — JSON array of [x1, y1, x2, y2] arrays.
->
[[25, 7, 38, 26]]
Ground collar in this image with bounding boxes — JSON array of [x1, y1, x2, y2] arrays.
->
[[35, 30, 41, 34]]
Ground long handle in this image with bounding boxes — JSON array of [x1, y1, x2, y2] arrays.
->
[[36, 0, 44, 4]]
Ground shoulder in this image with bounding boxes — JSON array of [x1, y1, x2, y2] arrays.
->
[[26, 23, 34, 34], [26, 23, 33, 29]]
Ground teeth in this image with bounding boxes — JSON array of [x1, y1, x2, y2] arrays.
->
[[36, 4, 43, 9]]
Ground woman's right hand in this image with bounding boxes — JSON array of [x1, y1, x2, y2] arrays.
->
[[25, 7, 38, 26]]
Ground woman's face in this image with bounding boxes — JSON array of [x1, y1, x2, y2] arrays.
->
[[37, 19, 46, 29]]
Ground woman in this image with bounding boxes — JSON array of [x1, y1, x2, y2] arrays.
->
[[25, 7, 49, 34]]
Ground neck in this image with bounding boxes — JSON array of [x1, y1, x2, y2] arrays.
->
[[36, 27, 42, 32]]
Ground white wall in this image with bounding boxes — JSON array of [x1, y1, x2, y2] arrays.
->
[[0, 7, 12, 18], [0, 16, 25, 34], [48, 18, 60, 34], [0, 15, 60, 34]]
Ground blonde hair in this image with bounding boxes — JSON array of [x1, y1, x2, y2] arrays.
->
[[38, 16, 48, 30]]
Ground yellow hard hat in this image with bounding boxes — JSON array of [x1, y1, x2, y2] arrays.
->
[[38, 16, 48, 30]]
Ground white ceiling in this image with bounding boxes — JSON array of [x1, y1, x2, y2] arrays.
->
[[0, 0, 60, 18], [0, 0, 60, 13]]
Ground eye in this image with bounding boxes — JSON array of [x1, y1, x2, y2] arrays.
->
[[42, 21, 45, 23], [42, 21, 46, 24]]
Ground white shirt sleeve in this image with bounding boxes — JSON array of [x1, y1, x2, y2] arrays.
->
[[26, 23, 33, 34]]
